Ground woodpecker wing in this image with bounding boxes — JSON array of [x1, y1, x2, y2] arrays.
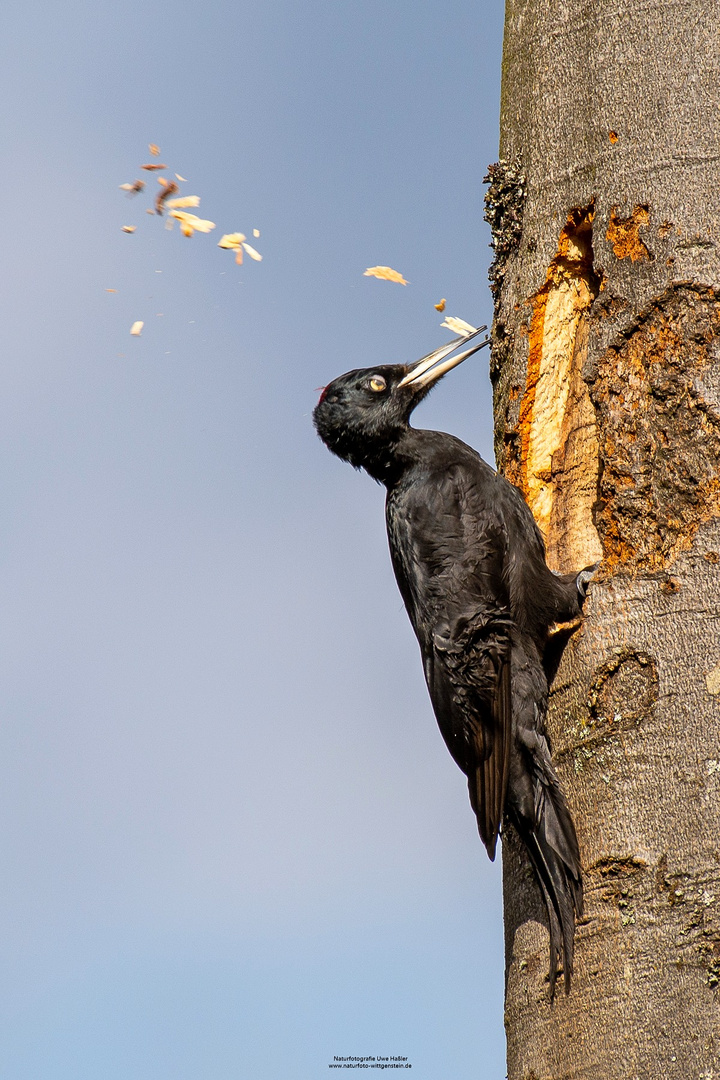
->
[[425, 610, 512, 859], [385, 446, 513, 858]]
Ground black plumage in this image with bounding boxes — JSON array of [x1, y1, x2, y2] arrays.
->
[[313, 329, 591, 994]]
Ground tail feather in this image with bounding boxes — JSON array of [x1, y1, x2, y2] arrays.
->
[[512, 748, 583, 996], [522, 830, 567, 994]]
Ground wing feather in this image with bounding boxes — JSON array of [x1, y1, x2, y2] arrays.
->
[[386, 455, 514, 858]]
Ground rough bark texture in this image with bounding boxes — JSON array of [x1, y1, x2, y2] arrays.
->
[[490, 2, 720, 1076]]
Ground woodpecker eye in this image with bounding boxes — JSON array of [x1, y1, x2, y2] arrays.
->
[[368, 375, 387, 392]]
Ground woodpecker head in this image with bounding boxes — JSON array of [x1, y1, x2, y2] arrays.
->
[[313, 326, 488, 473]]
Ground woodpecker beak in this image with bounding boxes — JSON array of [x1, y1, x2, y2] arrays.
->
[[398, 325, 489, 389]]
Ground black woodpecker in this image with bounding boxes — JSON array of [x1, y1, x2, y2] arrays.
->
[[313, 328, 593, 994]]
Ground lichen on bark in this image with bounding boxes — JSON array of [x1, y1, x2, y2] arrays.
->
[[483, 159, 526, 382]]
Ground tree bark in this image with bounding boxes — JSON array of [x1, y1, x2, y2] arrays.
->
[[488, 2, 720, 1076]]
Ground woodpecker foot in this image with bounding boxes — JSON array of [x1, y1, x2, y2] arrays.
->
[[576, 563, 600, 600]]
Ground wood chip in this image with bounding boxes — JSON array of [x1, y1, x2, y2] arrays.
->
[[149, 143, 161, 156], [155, 179, 179, 214], [434, 298, 446, 312], [169, 210, 216, 237], [218, 232, 246, 249], [130, 321, 144, 336], [218, 232, 262, 264], [440, 316, 478, 336], [164, 195, 201, 209], [363, 265, 408, 285], [121, 225, 136, 233]]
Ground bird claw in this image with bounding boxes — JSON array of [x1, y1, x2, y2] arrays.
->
[[576, 562, 600, 600]]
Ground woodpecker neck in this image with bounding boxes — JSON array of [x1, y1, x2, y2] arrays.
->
[[359, 427, 426, 486]]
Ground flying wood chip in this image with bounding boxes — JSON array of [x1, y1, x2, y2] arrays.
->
[[218, 233, 246, 248], [141, 163, 167, 171], [440, 316, 477, 336], [363, 266, 408, 285], [130, 321, 144, 336], [169, 210, 216, 237], [218, 232, 246, 264], [434, 298, 446, 312], [149, 143, 161, 156], [121, 225, 136, 233], [164, 196, 201, 209], [155, 179, 179, 214], [119, 180, 145, 194], [218, 232, 262, 265]]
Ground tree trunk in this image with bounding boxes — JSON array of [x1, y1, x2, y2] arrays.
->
[[487, 2, 720, 1076]]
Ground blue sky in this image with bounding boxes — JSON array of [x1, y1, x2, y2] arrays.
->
[[0, 2, 506, 1076]]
